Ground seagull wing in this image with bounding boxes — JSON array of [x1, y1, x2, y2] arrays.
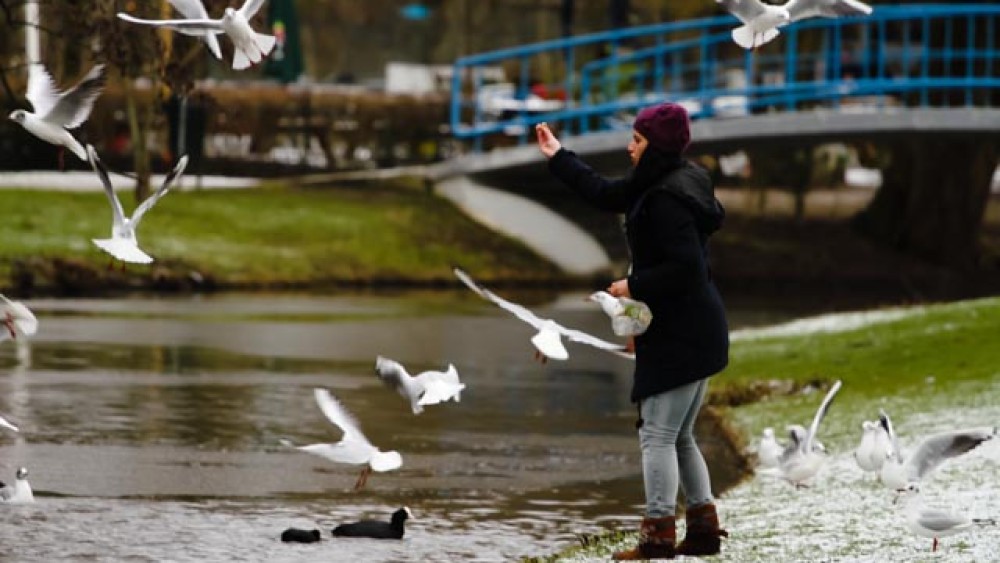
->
[[280, 438, 372, 466], [557, 323, 634, 358], [804, 379, 842, 453], [24, 64, 60, 117], [0, 413, 18, 433], [41, 64, 105, 129], [879, 408, 903, 462], [117, 13, 224, 35], [786, 0, 872, 22], [238, 0, 268, 19], [168, 0, 224, 57], [914, 507, 972, 533], [313, 388, 373, 449], [130, 155, 188, 228], [453, 268, 546, 330], [87, 145, 127, 231], [716, 0, 769, 24], [782, 424, 807, 462], [905, 427, 996, 483]]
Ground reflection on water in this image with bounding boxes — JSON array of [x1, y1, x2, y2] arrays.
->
[[0, 291, 864, 561]]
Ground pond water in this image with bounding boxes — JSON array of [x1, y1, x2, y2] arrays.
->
[[0, 290, 897, 562]]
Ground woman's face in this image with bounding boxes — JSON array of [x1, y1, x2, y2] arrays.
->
[[628, 130, 649, 166]]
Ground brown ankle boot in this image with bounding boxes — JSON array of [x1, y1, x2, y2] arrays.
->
[[612, 515, 676, 560], [676, 503, 728, 556]]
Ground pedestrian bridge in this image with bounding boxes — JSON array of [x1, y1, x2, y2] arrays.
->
[[435, 4, 1000, 275]]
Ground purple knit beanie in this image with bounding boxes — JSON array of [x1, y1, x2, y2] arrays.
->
[[633, 102, 691, 154]]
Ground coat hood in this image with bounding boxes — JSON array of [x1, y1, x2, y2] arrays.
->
[[633, 148, 725, 235]]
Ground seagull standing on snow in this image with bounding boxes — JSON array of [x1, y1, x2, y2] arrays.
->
[[87, 145, 188, 265], [0, 468, 34, 504], [375, 356, 464, 415], [897, 484, 996, 552], [0, 295, 38, 343], [878, 409, 996, 492], [454, 268, 633, 362], [778, 380, 842, 486], [854, 419, 891, 476], [118, 0, 276, 71], [757, 427, 784, 468], [280, 388, 402, 490], [8, 63, 105, 164], [166, 0, 224, 60], [716, 0, 873, 50], [587, 291, 653, 337]]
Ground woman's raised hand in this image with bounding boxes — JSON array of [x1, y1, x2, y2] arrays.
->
[[535, 122, 562, 158]]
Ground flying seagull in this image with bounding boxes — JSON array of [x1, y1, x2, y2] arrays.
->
[[166, 0, 224, 60], [778, 380, 842, 486], [8, 63, 105, 164], [879, 409, 995, 491], [0, 295, 38, 343], [375, 356, 465, 415], [87, 145, 188, 264], [118, 0, 276, 70], [280, 388, 402, 490], [454, 268, 633, 362], [716, 0, 873, 50]]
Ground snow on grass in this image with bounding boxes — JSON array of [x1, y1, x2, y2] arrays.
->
[[550, 380, 1000, 563], [731, 306, 924, 342]]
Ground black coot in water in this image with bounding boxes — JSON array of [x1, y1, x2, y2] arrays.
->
[[331, 507, 412, 539], [281, 528, 321, 543]]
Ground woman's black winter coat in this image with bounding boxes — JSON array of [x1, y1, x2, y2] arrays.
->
[[547, 146, 729, 402]]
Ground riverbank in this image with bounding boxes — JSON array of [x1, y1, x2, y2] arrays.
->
[[530, 296, 1000, 561], [2, 181, 999, 300]]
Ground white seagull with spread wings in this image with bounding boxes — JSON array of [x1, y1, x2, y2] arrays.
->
[[87, 146, 188, 265], [166, 0, 224, 60], [454, 268, 633, 362], [879, 409, 996, 492], [716, 0, 873, 50], [8, 64, 105, 163], [375, 356, 465, 415], [281, 388, 402, 490], [118, 0, 275, 70], [778, 379, 842, 486]]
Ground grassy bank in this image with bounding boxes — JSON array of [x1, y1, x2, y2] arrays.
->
[[534, 296, 1000, 562], [0, 184, 562, 294]]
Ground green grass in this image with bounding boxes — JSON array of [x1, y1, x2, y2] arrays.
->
[[0, 185, 561, 288]]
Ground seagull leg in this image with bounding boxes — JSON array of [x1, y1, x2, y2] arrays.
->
[[932, 538, 938, 552], [353, 466, 372, 491], [3, 313, 16, 340]]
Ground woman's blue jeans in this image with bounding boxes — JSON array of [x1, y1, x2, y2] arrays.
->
[[639, 378, 714, 517]]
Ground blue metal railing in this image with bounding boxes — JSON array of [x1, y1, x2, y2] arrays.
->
[[449, 4, 1000, 151]]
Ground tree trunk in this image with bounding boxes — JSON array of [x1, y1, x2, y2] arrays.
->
[[853, 137, 997, 269], [124, 80, 151, 202]]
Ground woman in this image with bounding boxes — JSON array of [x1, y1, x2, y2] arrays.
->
[[535, 103, 729, 560]]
